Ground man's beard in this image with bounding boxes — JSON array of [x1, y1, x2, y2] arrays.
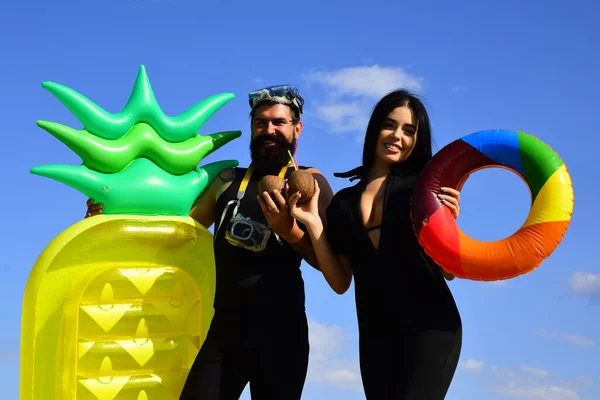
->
[[250, 133, 297, 172]]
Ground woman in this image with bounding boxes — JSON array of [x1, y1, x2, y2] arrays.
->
[[288, 90, 462, 399]]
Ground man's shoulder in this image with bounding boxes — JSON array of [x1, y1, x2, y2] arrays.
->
[[214, 167, 244, 200], [298, 165, 326, 177], [218, 166, 248, 183]]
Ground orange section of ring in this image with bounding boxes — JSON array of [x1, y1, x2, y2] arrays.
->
[[455, 220, 571, 280]]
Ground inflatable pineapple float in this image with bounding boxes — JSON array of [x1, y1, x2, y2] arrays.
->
[[21, 66, 241, 400]]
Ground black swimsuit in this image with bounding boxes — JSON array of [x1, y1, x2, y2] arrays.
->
[[180, 166, 311, 400], [326, 167, 462, 399]]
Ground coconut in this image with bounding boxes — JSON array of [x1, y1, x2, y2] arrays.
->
[[287, 169, 315, 204], [258, 175, 285, 195]]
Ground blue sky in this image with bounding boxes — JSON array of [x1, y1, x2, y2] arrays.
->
[[2, 0, 599, 399]]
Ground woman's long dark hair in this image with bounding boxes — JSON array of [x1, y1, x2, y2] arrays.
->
[[336, 89, 433, 181]]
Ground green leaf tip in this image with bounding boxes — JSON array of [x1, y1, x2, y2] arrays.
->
[[30, 158, 239, 216], [41, 65, 236, 142], [36, 120, 241, 175]]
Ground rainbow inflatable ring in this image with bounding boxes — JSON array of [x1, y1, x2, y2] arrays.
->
[[412, 129, 574, 281]]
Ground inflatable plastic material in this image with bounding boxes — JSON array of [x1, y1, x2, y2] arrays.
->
[[35, 120, 240, 175], [30, 158, 233, 216], [412, 129, 574, 281], [22, 65, 240, 400], [41, 77, 234, 142]]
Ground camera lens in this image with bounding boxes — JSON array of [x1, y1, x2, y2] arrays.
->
[[232, 222, 254, 239]]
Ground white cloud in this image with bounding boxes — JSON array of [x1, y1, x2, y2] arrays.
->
[[489, 383, 579, 400], [311, 101, 370, 134], [325, 369, 360, 383], [457, 358, 593, 400], [304, 65, 423, 99], [487, 280, 509, 287], [305, 320, 362, 391], [308, 320, 348, 356], [521, 365, 550, 378], [568, 271, 600, 295], [534, 329, 595, 347], [307, 353, 363, 391], [302, 65, 425, 136], [460, 358, 486, 372]]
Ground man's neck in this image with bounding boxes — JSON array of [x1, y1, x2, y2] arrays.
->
[[251, 161, 289, 177]]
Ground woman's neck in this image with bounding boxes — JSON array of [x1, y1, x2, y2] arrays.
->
[[367, 161, 392, 182]]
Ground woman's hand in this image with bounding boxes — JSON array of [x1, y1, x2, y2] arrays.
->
[[438, 187, 460, 219], [288, 179, 322, 231]]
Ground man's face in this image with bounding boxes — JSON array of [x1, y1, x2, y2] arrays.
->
[[250, 103, 303, 170]]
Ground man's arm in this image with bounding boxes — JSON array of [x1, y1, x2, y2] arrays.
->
[[280, 169, 334, 270], [189, 168, 235, 228]]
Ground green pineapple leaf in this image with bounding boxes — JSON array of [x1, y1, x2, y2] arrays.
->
[[41, 65, 234, 142], [36, 120, 242, 175], [33, 65, 242, 216], [31, 158, 238, 216]]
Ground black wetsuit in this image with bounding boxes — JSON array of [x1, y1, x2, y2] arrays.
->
[[326, 166, 462, 399], [180, 166, 312, 400]]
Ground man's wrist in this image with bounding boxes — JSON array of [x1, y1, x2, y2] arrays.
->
[[281, 223, 305, 244]]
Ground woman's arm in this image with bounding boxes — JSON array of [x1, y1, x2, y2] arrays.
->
[[438, 186, 460, 281], [305, 217, 353, 294], [289, 180, 353, 294]]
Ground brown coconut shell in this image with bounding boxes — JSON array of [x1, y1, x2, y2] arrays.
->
[[287, 170, 315, 204], [258, 175, 285, 194]]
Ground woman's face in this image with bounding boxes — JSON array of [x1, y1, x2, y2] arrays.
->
[[374, 105, 418, 167]]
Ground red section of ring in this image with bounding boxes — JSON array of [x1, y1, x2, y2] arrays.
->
[[418, 205, 463, 276], [412, 139, 499, 234]]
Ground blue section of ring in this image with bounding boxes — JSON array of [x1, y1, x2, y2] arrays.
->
[[460, 129, 525, 177]]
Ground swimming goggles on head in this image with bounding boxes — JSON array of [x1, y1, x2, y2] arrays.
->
[[248, 84, 302, 114]]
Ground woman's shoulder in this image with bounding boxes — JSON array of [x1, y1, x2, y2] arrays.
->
[[328, 182, 361, 214]]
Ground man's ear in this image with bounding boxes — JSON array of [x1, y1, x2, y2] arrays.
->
[[294, 120, 303, 139]]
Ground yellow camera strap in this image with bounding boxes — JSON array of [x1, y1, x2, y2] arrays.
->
[[216, 163, 291, 236]]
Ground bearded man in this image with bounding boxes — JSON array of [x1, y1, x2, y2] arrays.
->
[[179, 85, 333, 399]]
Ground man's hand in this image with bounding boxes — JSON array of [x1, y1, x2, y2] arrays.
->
[[85, 198, 103, 218], [257, 189, 301, 242]]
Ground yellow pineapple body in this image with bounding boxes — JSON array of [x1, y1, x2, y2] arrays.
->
[[21, 215, 216, 400]]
